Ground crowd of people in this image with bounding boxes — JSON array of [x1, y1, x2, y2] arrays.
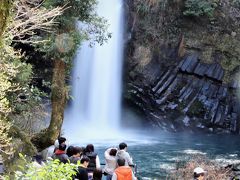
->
[[34, 136, 208, 180], [49, 137, 137, 180]]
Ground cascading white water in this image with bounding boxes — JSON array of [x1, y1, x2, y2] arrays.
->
[[63, 0, 124, 143]]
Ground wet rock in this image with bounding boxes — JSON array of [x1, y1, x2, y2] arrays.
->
[[152, 70, 171, 92], [210, 100, 219, 123], [217, 86, 228, 98], [180, 86, 193, 101], [194, 63, 208, 76], [230, 113, 238, 132], [205, 63, 224, 81], [183, 116, 190, 126], [209, 128, 213, 132], [201, 81, 211, 96], [167, 103, 178, 110], [126, 51, 240, 134], [205, 64, 217, 78], [156, 73, 177, 95], [156, 98, 164, 105], [156, 77, 179, 105], [179, 54, 199, 73], [230, 80, 240, 89], [196, 123, 205, 129], [207, 84, 218, 98], [214, 106, 224, 125], [213, 64, 224, 81], [232, 99, 240, 113]]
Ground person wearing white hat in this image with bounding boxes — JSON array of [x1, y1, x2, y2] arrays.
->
[[193, 167, 206, 180]]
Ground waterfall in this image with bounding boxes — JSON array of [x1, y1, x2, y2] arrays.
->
[[63, 0, 124, 143]]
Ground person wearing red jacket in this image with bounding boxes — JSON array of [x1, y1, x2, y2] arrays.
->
[[51, 143, 69, 163]]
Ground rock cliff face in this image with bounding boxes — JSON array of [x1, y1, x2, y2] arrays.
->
[[124, 0, 240, 134]]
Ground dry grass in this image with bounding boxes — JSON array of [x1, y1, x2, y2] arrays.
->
[[134, 46, 151, 67], [167, 155, 234, 180]]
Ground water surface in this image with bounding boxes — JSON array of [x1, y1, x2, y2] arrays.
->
[[70, 131, 240, 179]]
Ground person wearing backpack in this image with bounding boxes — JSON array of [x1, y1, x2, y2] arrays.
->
[[84, 144, 100, 172]]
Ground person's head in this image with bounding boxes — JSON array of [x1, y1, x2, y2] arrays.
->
[[85, 144, 94, 153], [193, 167, 206, 180], [66, 145, 75, 157], [109, 148, 117, 156], [117, 158, 125, 167], [33, 154, 43, 165], [93, 169, 102, 180], [72, 146, 83, 157], [59, 143, 67, 151], [58, 137, 66, 145], [119, 142, 127, 150], [80, 156, 90, 168]]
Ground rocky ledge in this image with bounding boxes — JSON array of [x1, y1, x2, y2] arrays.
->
[[125, 54, 240, 134]]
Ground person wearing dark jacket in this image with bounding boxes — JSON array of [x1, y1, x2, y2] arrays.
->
[[92, 169, 102, 180], [69, 146, 83, 164], [66, 145, 75, 157], [52, 144, 68, 163], [75, 156, 90, 180], [84, 144, 100, 171]]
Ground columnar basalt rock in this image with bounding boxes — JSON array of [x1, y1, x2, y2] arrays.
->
[[125, 0, 240, 134], [125, 54, 240, 134]]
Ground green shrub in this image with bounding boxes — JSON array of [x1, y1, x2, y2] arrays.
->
[[5, 154, 79, 180], [183, 0, 218, 17]]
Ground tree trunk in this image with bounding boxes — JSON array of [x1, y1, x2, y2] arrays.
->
[[48, 59, 66, 141], [0, 0, 12, 38], [32, 59, 66, 150]]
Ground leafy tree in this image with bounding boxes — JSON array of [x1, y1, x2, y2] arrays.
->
[[0, 0, 15, 158], [0, 35, 39, 161], [0, 0, 63, 160], [0, 0, 109, 161], [183, 0, 218, 17]]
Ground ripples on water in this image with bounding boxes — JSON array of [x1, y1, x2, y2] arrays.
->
[[63, 130, 240, 179]]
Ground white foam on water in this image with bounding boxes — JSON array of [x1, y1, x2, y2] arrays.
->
[[229, 154, 238, 157], [142, 178, 153, 180], [182, 149, 207, 155], [195, 143, 204, 146], [159, 163, 176, 171], [214, 155, 240, 166]]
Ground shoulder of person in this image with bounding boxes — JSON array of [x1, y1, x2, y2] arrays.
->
[[62, 154, 69, 158]]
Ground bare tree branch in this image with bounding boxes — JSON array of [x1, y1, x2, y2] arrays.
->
[[7, 0, 67, 44]]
